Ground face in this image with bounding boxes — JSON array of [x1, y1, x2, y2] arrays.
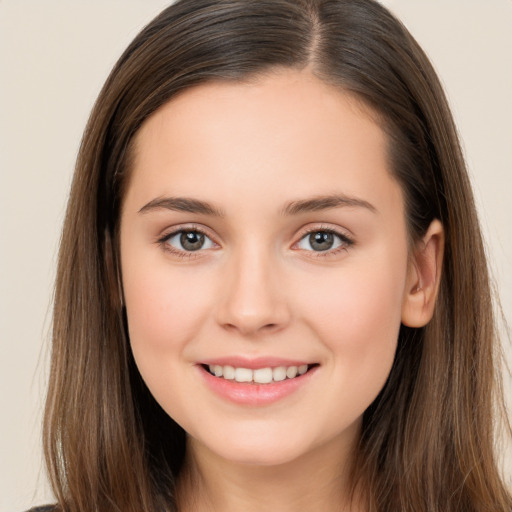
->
[[120, 69, 414, 467]]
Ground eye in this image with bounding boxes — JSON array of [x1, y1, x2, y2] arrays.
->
[[296, 228, 353, 254], [160, 228, 216, 255]]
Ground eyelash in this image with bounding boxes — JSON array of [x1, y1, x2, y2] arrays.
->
[[157, 225, 215, 260], [296, 225, 354, 258], [156, 224, 354, 260]]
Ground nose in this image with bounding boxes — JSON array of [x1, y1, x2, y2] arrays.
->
[[215, 245, 291, 337]]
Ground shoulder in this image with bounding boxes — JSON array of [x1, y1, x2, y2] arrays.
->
[[24, 506, 58, 512]]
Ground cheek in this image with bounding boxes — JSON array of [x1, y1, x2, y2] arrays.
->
[[123, 262, 212, 362], [304, 250, 405, 328], [122, 263, 217, 425], [298, 250, 407, 398]]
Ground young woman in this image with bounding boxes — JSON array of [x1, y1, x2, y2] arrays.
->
[[39, 0, 511, 510]]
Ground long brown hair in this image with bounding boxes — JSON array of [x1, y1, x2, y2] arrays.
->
[[43, 1, 511, 510]]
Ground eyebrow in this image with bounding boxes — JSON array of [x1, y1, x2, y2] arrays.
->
[[139, 196, 226, 216], [138, 193, 377, 216], [281, 194, 377, 216]]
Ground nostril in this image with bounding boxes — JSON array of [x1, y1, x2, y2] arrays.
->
[[221, 321, 282, 337]]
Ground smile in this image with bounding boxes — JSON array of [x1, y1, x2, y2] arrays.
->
[[198, 360, 319, 406], [206, 364, 310, 384]]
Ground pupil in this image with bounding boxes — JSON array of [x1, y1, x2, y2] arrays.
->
[[310, 232, 333, 251], [181, 231, 204, 251]]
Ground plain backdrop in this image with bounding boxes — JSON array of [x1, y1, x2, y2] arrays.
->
[[1, 1, 511, 510]]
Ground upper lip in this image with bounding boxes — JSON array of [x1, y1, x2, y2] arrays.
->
[[199, 356, 315, 369]]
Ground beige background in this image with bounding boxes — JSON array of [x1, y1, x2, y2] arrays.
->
[[1, 1, 511, 510]]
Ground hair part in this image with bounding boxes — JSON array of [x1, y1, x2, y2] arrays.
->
[[44, 1, 511, 511]]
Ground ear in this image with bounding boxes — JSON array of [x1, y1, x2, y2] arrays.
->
[[401, 219, 445, 328]]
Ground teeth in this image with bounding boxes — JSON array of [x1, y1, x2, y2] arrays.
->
[[253, 367, 273, 384], [207, 364, 311, 383], [286, 366, 298, 379], [273, 366, 287, 381], [223, 365, 235, 380], [235, 367, 253, 382]]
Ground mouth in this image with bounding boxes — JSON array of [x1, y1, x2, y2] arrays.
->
[[201, 363, 318, 384], [198, 360, 319, 405]]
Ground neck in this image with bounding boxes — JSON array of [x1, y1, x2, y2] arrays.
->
[[177, 425, 364, 512]]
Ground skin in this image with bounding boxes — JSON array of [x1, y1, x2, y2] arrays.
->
[[120, 68, 444, 512]]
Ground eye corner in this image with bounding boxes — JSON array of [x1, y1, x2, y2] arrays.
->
[[156, 225, 219, 260], [293, 225, 355, 258]]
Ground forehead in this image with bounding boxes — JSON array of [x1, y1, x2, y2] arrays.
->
[[125, 68, 401, 219], [133, 68, 383, 161]]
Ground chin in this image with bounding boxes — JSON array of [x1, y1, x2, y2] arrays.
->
[[210, 441, 309, 467], [188, 421, 344, 469]]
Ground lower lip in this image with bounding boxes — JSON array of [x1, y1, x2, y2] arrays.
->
[[198, 365, 318, 406]]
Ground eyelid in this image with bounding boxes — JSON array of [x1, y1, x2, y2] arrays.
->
[[293, 224, 355, 257], [156, 223, 354, 259], [295, 223, 354, 241], [157, 223, 216, 242], [156, 223, 219, 258]]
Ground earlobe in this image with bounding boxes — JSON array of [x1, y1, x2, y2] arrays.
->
[[401, 219, 445, 328]]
